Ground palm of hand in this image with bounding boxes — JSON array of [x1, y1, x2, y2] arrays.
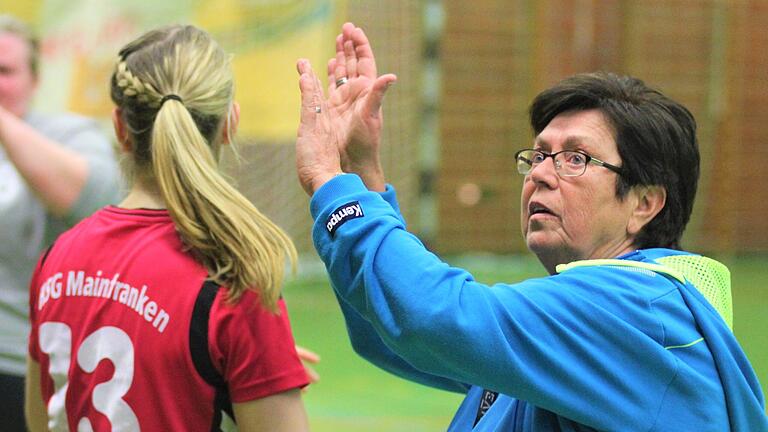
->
[[326, 75, 382, 170], [295, 23, 396, 194]]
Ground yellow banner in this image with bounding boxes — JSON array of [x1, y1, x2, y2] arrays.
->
[[3, 0, 344, 142], [0, 2, 43, 22], [197, 1, 342, 139]]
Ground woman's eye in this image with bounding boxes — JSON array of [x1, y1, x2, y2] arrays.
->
[[567, 153, 586, 165]]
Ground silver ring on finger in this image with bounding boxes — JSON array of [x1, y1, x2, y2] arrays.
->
[[314, 106, 321, 114], [336, 76, 349, 87]]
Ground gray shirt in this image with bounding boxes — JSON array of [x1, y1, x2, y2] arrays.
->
[[0, 111, 122, 375]]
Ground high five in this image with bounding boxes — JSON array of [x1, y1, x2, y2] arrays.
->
[[296, 22, 767, 431]]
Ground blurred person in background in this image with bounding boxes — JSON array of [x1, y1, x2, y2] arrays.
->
[[0, 14, 122, 431], [295, 22, 767, 431], [25, 24, 310, 431]]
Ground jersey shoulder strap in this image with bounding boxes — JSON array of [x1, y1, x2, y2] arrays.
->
[[190, 280, 237, 431]]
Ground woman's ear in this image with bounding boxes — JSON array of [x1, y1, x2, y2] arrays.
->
[[627, 185, 667, 236], [111, 107, 131, 153], [221, 101, 240, 145]]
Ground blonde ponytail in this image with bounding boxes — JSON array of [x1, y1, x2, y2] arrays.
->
[[111, 25, 296, 311]]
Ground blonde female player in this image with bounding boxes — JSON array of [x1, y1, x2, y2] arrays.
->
[[25, 25, 310, 431]]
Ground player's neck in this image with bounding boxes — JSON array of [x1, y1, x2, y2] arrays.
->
[[119, 181, 165, 210]]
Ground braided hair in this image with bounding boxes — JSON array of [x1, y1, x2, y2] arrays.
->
[[110, 25, 296, 310]]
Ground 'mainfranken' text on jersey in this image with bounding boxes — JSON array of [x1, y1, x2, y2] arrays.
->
[[37, 270, 170, 333]]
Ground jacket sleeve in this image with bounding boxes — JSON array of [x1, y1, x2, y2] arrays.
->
[[325, 181, 468, 393], [334, 290, 469, 393], [310, 174, 686, 431]]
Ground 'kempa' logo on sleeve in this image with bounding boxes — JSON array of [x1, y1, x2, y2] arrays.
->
[[326, 201, 364, 236]]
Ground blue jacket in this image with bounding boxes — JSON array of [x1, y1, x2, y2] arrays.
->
[[310, 174, 767, 431]]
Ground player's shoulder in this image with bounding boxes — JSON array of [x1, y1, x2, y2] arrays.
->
[[210, 288, 283, 318], [46, 208, 105, 248]]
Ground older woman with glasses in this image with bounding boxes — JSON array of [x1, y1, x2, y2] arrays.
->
[[294, 22, 767, 431]]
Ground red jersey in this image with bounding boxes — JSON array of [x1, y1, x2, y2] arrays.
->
[[28, 207, 308, 431]]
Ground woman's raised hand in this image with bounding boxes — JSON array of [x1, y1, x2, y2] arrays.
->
[[295, 22, 396, 195]]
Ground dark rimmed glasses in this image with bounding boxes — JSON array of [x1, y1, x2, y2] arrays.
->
[[514, 149, 623, 178]]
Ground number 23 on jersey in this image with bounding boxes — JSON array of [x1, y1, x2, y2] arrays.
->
[[39, 322, 140, 432]]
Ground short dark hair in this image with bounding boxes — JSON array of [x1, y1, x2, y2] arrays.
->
[[529, 72, 700, 250]]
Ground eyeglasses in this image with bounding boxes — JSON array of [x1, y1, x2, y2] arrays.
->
[[514, 149, 623, 178]]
